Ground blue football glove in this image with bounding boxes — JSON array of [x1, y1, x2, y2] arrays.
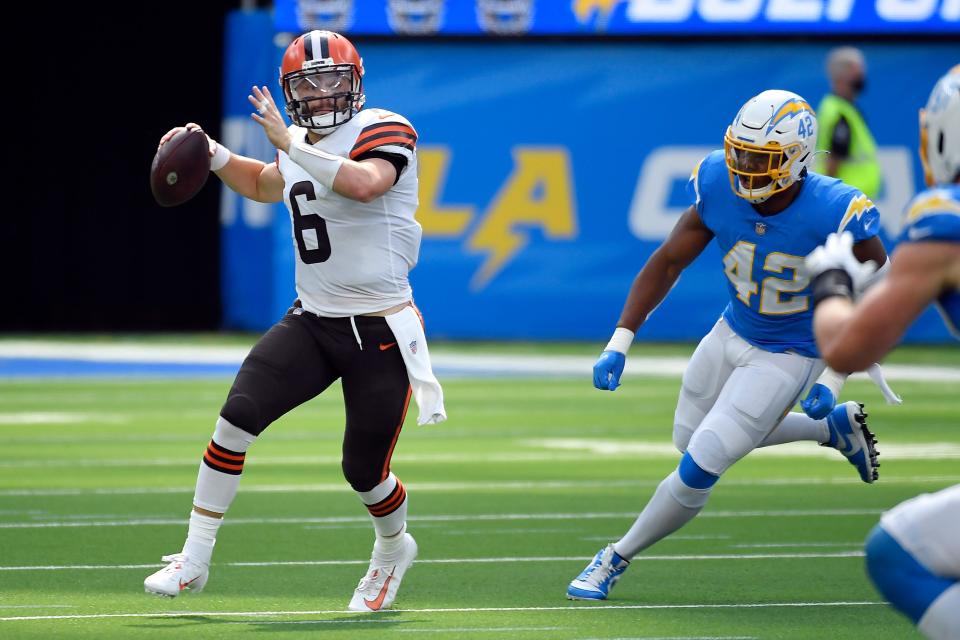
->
[[593, 351, 626, 391], [800, 382, 836, 420]]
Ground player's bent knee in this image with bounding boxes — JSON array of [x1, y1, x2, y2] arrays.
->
[[212, 416, 258, 451], [220, 392, 265, 436], [672, 424, 692, 454], [864, 524, 956, 625], [342, 456, 381, 493], [678, 452, 719, 489], [685, 425, 738, 477]]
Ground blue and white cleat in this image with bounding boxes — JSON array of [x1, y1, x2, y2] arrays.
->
[[824, 401, 879, 484], [567, 544, 630, 600]]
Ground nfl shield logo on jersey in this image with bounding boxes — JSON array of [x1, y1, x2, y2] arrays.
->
[[409, 340, 418, 354], [755, 222, 767, 235]]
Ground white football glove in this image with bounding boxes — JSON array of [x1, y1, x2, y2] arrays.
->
[[805, 231, 878, 296]]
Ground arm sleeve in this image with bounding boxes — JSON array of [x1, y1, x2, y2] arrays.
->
[[829, 115, 852, 159], [353, 150, 408, 185]]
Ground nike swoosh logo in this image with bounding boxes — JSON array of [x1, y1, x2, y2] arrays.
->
[[835, 425, 853, 454], [908, 226, 933, 240], [379, 342, 397, 351], [178, 576, 199, 591], [363, 575, 393, 610]]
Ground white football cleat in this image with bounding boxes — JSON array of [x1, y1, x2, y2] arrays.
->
[[347, 533, 418, 612], [143, 553, 209, 597], [824, 401, 880, 484]]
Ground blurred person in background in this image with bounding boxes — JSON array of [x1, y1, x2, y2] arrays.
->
[[816, 46, 882, 199], [805, 65, 959, 640]]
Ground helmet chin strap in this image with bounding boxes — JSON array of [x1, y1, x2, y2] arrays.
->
[[737, 174, 797, 203], [304, 107, 355, 134], [737, 178, 775, 203]]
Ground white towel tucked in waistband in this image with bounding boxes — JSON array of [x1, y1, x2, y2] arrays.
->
[[385, 306, 447, 425]]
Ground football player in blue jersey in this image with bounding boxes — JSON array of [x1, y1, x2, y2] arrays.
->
[[567, 89, 891, 601], [805, 66, 959, 640]]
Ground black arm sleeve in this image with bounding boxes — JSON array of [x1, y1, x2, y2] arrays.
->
[[352, 150, 408, 185], [830, 115, 852, 160]]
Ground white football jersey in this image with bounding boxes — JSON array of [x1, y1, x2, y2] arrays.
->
[[277, 108, 421, 317]]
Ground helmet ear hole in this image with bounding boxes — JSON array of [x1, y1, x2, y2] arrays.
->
[[938, 132, 944, 155]]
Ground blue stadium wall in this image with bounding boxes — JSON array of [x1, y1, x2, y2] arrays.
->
[[219, 10, 957, 341]]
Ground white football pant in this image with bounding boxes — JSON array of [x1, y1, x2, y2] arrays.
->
[[673, 318, 825, 475]]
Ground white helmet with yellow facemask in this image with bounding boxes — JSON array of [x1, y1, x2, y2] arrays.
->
[[724, 89, 818, 203], [920, 64, 960, 187]]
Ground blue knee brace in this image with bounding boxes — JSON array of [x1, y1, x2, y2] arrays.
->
[[864, 524, 956, 624], [678, 452, 719, 489]]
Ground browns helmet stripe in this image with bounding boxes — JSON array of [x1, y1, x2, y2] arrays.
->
[[303, 32, 314, 60], [317, 32, 330, 59]]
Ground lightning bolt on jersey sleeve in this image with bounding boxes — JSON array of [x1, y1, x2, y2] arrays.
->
[[686, 155, 711, 215], [898, 186, 960, 244], [898, 185, 960, 338], [836, 192, 881, 243]]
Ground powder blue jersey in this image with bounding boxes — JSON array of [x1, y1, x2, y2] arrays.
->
[[687, 150, 880, 357], [897, 185, 960, 339]]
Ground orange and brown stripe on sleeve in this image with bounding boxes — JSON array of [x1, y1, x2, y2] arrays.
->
[[202, 439, 246, 475], [367, 479, 407, 518], [350, 122, 417, 160]]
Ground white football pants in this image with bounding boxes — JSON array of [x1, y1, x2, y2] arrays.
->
[[673, 318, 825, 475]]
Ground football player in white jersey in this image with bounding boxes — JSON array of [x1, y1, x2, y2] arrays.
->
[[805, 66, 960, 640], [144, 30, 446, 612]]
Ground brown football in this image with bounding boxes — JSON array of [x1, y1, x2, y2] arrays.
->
[[150, 128, 211, 207]]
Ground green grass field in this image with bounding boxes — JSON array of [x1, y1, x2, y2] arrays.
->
[[1, 343, 957, 639]]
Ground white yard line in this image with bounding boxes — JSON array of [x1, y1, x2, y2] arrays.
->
[[396, 627, 567, 633], [730, 542, 863, 549], [0, 509, 884, 530], [1, 341, 957, 381], [2, 440, 959, 471], [2, 475, 956, 498], [577, 637, 758, 640], [0, 413, 127, 425], [0, 601, 885, 623], [0, 551, 865, 572]]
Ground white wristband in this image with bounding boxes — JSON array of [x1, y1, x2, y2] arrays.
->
[[210, 142, 231, 172], [288, 140, 345, 190], [604, 327, 635, 355]]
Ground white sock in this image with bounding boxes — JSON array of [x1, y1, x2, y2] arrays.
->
[[919, 583, 960, 640], [182, 511, 221, 566], [373, 523, 409, 563], [758, 412, 829, 447], [613, 470, 711, 559], [182, 418, 256, 566], [357, 473, 408, 539], [192, 417, 256, 513]]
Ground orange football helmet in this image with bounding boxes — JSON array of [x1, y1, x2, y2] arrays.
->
[[279, 30, 365, 132]]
